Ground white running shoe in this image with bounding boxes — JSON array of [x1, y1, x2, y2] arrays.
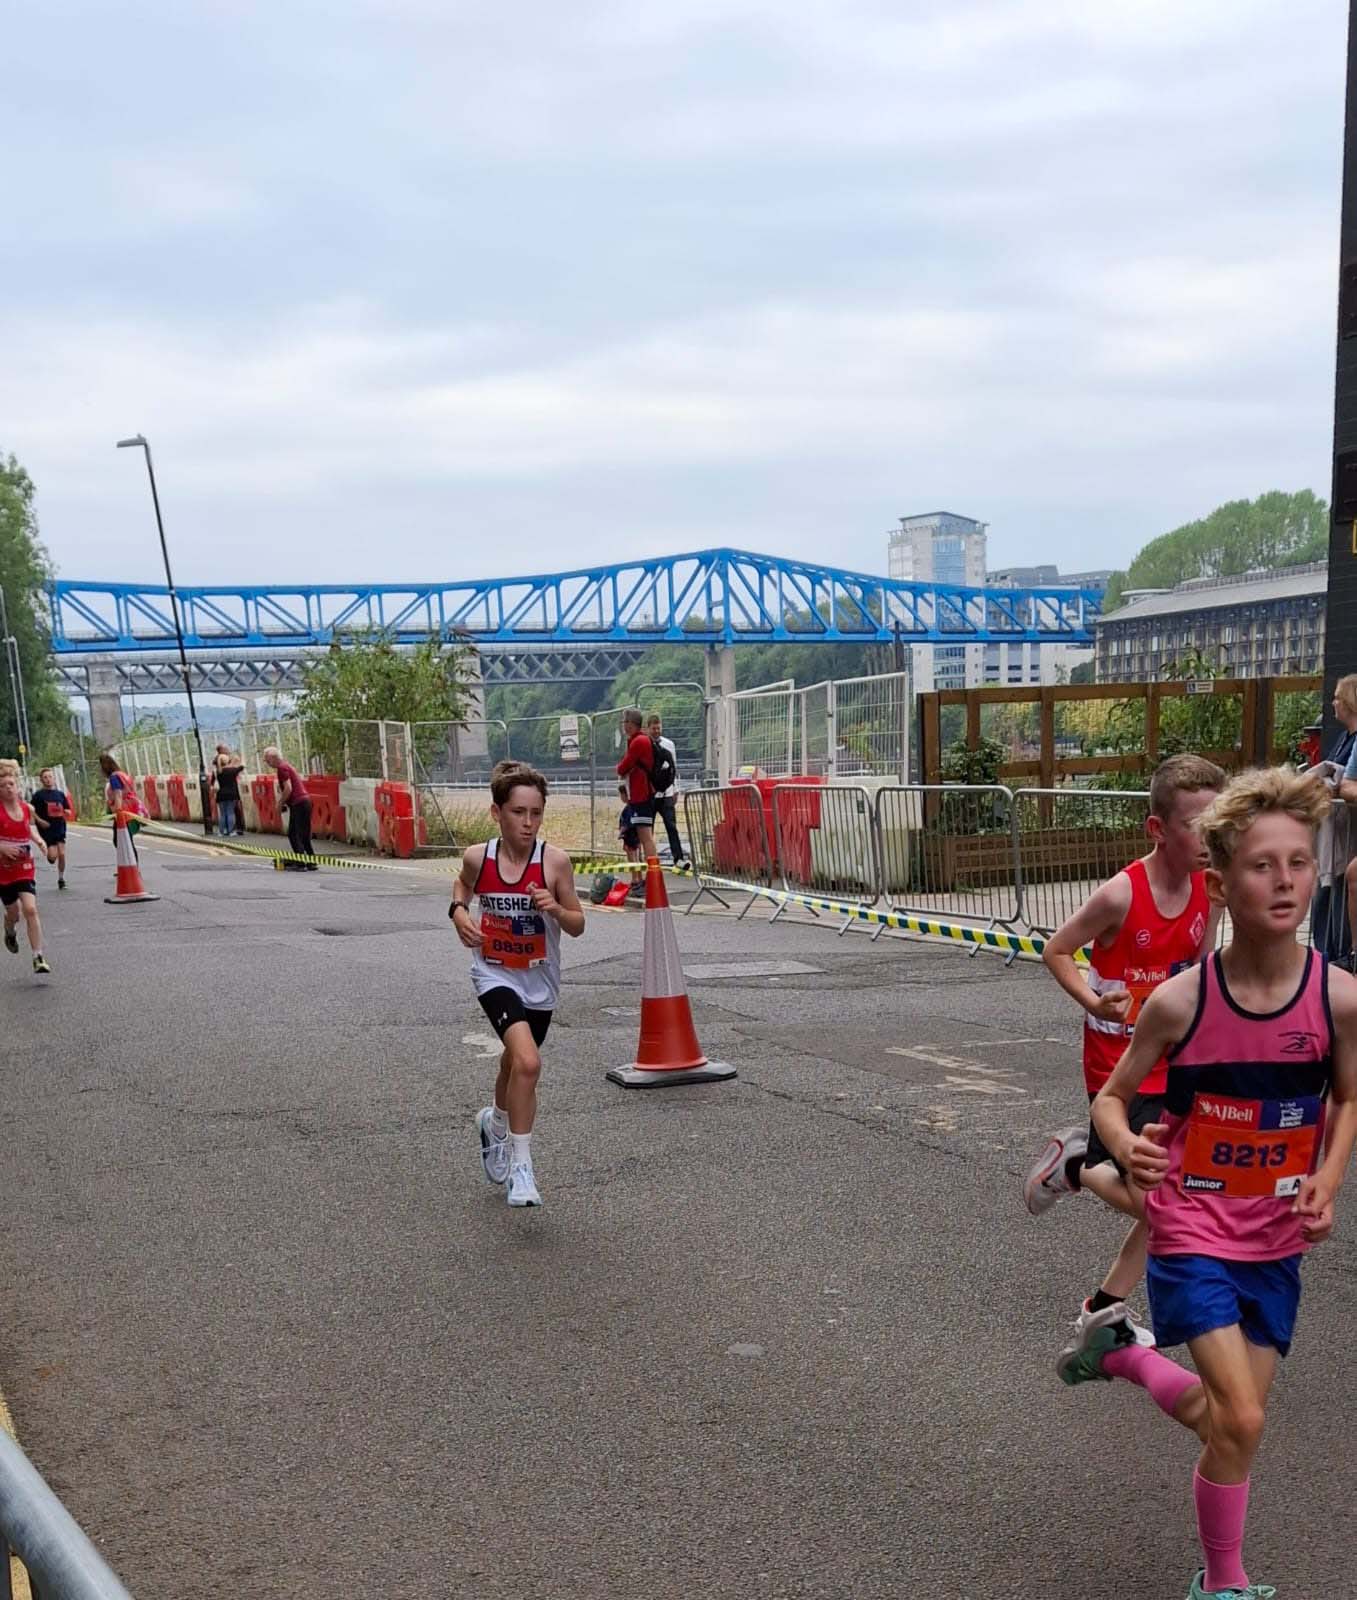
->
[[476, 1108, 510, 1185], [1069, 1296, 1156, 1354], [506, 1161, 542, 1208], [1023, 1126, 1088, 1216]]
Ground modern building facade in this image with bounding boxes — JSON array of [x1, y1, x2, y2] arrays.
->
[[1094, 561, 1326, 683], [886, 513, 1097, 690]]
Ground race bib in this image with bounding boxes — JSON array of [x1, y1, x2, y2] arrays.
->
[[1181, 1092, 1321, 1199], [481, 908, 547, 970]]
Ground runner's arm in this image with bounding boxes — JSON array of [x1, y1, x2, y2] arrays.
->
[[449, 846, 485, 948], [1041, 875, 1133, 1021], [1295, 967, 1357, 1242], [1092, 969, 1198, 1190], [537, 845, 585, 937]]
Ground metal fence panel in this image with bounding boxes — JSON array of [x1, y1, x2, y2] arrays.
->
[[830, 671, 910, 781], [772, 783, 879, 900], [1013, 787, 1150, 936], [683, 785, 774, 912], [725, 683, 795, 778], [875, 785, 1021, 928]]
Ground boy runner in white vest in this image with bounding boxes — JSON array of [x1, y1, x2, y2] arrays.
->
[[450, 761, 585, 1207], [1024, 755, 1224, 1346]]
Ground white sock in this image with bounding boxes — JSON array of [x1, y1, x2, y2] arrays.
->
[[490, 1104, 508, 1139], [509, 1132, 532, 1167]]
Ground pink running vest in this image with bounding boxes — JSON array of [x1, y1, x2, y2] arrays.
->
[[1146, 949, 1332, 1263]]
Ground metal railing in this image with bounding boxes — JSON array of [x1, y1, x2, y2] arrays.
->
[[682, 785, 775, 916], [772, 784, 879, 903], [0, 1425, 134, 1598], [874, 784, 1022, 932], [1011, 788, 1151, 936]]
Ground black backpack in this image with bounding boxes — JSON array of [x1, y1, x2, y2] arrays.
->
[[648, 737, 677, 796]]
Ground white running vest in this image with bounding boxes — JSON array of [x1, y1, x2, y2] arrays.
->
[[469, 839, 561, 1010]]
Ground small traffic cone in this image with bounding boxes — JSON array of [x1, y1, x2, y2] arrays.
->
[[607, 857, 736, 1089], [104, 814, 160, 905]]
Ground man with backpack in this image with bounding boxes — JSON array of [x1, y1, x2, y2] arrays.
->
[[617, 707, 664, 887]]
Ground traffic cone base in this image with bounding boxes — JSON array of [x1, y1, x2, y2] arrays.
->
[[609, 856, 737, 1090], [606, 1060, 737, 1089], [104, 890, 161, 904]]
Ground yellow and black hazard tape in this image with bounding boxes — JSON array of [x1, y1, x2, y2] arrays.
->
[[90, 815, 393, 872], [568, 856, 695, 877]]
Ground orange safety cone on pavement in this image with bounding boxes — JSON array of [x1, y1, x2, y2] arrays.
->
[[607, 857, 736, 1089], [104, 814, 160, 905]]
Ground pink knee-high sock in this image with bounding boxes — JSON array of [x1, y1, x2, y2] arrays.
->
[[1193, 1468, 1250, 1593], [1102, 1344, 1200, 1417]]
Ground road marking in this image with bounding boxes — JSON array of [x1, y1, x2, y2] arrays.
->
[[462, 1032, 502, 1059]]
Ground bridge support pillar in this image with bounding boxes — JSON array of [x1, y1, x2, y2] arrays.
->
[[704, 646, 735, 782], [452, 648, 489, 777], [86, 664, 124, 750]]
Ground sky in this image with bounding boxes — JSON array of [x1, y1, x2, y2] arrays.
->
[[1, 0, 1346, 590]]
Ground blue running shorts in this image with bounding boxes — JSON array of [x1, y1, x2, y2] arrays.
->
[[1146, 1253, 1302, 1357]]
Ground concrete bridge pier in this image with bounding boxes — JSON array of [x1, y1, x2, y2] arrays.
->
[[704, 645, 735, 782], [85, 663, 124, 751]]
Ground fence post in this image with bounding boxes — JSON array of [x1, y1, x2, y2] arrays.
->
[[827, 680, 838, 781], [378, 721, 390, 781]]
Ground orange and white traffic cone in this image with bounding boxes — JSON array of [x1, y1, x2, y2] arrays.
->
[[606, 857, 736, 1089], [104, 814, 160, 905]]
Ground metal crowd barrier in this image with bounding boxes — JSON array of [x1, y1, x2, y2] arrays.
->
[[682, 785, 774, 916], [873, 784, 1022, 938], [1314, 796, 1357, 959], [1011, 788, 1150, 937], [771, 785, 879, 930], [0, 1425, 134, 1599]]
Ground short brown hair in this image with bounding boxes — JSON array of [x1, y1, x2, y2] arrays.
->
[[1197, 766, 1330, 870], [490, 760, 547, 807], [1148, 753, 1226, 819]]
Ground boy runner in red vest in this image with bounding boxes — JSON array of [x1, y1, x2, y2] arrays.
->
[[1068, 766, 1357, 1599], [450, 761, 585, 1208], [0, 760, 52, 975], [1024, 754, 1225, 1346]]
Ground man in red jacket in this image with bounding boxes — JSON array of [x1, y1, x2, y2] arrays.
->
[[616, 707, 656, 875]]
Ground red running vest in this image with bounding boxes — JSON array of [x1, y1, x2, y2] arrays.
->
[[0, 800, 34, 887], [1083, 859, 1210, 1097]]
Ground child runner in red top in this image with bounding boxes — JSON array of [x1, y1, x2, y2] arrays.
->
[[1024, 755, 1224, 1348], [1065, 767, 1357, 1600], [0, 760, 52, 975], [450, 761, 585, 1208]]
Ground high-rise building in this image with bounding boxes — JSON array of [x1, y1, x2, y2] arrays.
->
[[886, 513, 1098, 689]]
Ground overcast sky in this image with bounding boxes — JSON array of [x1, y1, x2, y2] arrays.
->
[[1, 0, 1344, 590]]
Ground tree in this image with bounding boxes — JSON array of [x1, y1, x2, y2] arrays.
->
[[1102, 490, 1327, 612], [0, 453, 70, 763], [295, 635, 473, 771]]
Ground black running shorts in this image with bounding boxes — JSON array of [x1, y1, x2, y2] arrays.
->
[[477, 986, 552, 1047], [0, 880, 37, 907], [1085, 1091, 1166, 1179]]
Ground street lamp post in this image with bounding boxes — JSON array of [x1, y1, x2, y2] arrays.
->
[[0, 585, 32, 762], [115, 435, 212, 833]]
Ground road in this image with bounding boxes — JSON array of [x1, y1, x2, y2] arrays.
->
[[1, 826, 1353, 1598]]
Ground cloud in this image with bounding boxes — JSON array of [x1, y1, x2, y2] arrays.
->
[[0, 0, 1344, 588]]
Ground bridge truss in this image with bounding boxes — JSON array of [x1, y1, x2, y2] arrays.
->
[[48, 547, 1102, 656]]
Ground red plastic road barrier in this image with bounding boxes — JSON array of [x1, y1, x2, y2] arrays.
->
[[605, 858, 737, 1089], [251, 775, 283, 834], [307, 774, 342, 840], [730, 773, 823, 869], [167, 774, 190, 823], [375, 781, 421, 857], [141, 776, 161, 820]]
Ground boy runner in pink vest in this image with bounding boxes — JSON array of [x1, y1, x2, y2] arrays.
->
[[1024, 755, 1225, 1347], [1065, 767, 1357, 1599], [450, 761, 585, 1208]]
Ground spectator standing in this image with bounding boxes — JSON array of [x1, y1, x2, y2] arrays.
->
[[646, 713, 687, 868], [263, 747, 317, 870], [213, 746, 245, 838], [616, 708, 656, 893], [30, 767, 72, 889], [1312, 674, 1357, 958]]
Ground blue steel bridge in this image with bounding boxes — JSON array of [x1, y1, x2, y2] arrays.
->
[[50, 545, 1102, 653]]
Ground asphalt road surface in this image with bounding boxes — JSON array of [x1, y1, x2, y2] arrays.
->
[[1, 827, 1354, 1598]]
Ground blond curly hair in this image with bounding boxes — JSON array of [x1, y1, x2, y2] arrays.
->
[[1197, 766, 1331, 870]]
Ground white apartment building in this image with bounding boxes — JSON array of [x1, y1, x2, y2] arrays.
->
[[886, 513, 1099, 690]]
